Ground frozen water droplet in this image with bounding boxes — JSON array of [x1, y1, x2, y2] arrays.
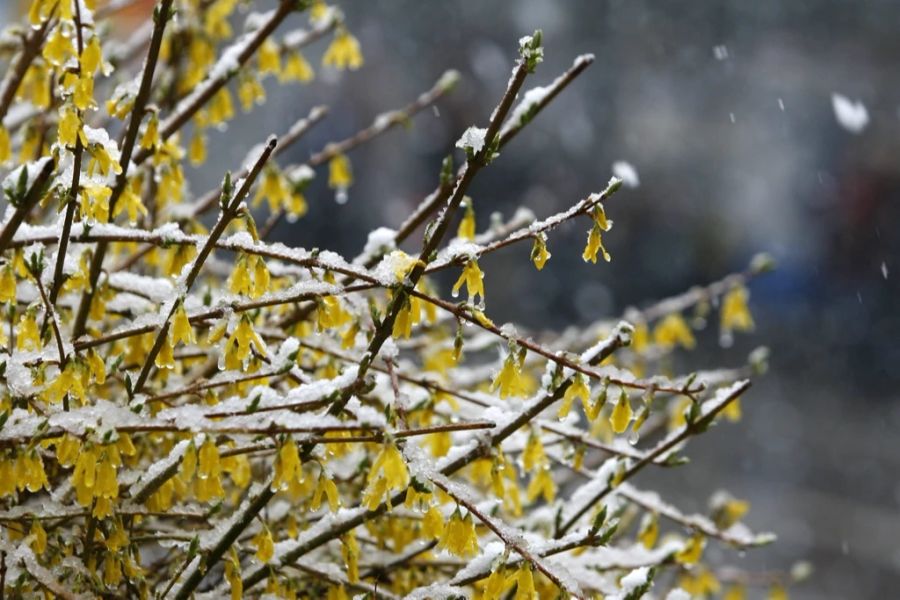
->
[[628, 431, 640, 445], [451, 289, 460, 298], [335, 188, 349, 205], [719, 332, 734, 348]]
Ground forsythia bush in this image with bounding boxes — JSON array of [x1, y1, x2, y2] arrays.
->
[[0, 1, 801, 598]]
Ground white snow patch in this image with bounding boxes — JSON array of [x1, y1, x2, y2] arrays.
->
[[456, 126, 488, 155]]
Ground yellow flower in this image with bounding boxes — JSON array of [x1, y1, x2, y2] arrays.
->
[[287, 189, 308, 219], [29, 519, 47, 555], [155, 333, 176, 369], [280, 51, 314, 83], [42, 362, 86, 405], [29, 0, 55, 24], [225, 549, 243, 600], [237, 73, 266, 112], [675, 533, 705, 564], [315, 296, 351, 332], [679, 568, 721, 596], [437, 510, 479, 558], [43, 25, 75, 67], [342, 531, 360, 582], [610, 388, 633, 434], [80, 183, 111, 224], [140, 114, 160, 150], [208, 88, 235, 126], [229, 253, 253, 296], [491, 352, 526, 399], [531, 234, 550, 270], [0, 126, 10, 163], [62, 72, 95, 111], [584, 382, 607, 421], [327, 585, 349, 600], [458, 197, 476, 239], [72, 447, 98, 507], [258, 39, 282, 76], [167, 244, 198, 277], [196, 438, 225, 502], [253, 526, 275, 563], [722, 397, 742, 422], [631, 321, 649, 353], [582, 222, 611, 263], [0, 264, 16, 302], [653, 313, 695, 349], [323, 31, 364, 70], [422, 505, 444, 539], [452, 259, 485, 304], [16, 309, 41, 351], [310, 0, 329, 22], [87, 145, 123, 178], [363, 443, 409, 508], [224, 315, 268, 370], [712, 496, 750, 529], [328, 153, 352, 189], [525, 466, 556, 503], [768, 584, 789, 600], [510, 564, 536, 600], [56, 434, 81, 467], [724, 585, 747, 600], [114, 176, 147, 224], [95, 450, 119, 503], [253, 167, 291, 213], [58, 105, 87, 147], [272, 438, 302, 491], [559, 374, 590, 418], [522, 431, 546, 472], [638, 512, 659, 548], [17, 452, 49, 493], [172, 301, 195, 345], [310, 471, 340, 512], [392, 294, 421, 339], [188, 130, 207, 165], [721, 284, 754, 336], [80, 36, 103, 74]]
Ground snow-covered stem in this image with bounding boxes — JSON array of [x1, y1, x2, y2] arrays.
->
[[0, 158, 54, 254], [393, 54, 595, 249]]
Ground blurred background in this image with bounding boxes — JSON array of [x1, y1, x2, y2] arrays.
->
[[6, 0, 898, 597]]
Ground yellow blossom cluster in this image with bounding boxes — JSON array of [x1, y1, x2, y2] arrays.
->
[[0, 3, 781, 599]]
